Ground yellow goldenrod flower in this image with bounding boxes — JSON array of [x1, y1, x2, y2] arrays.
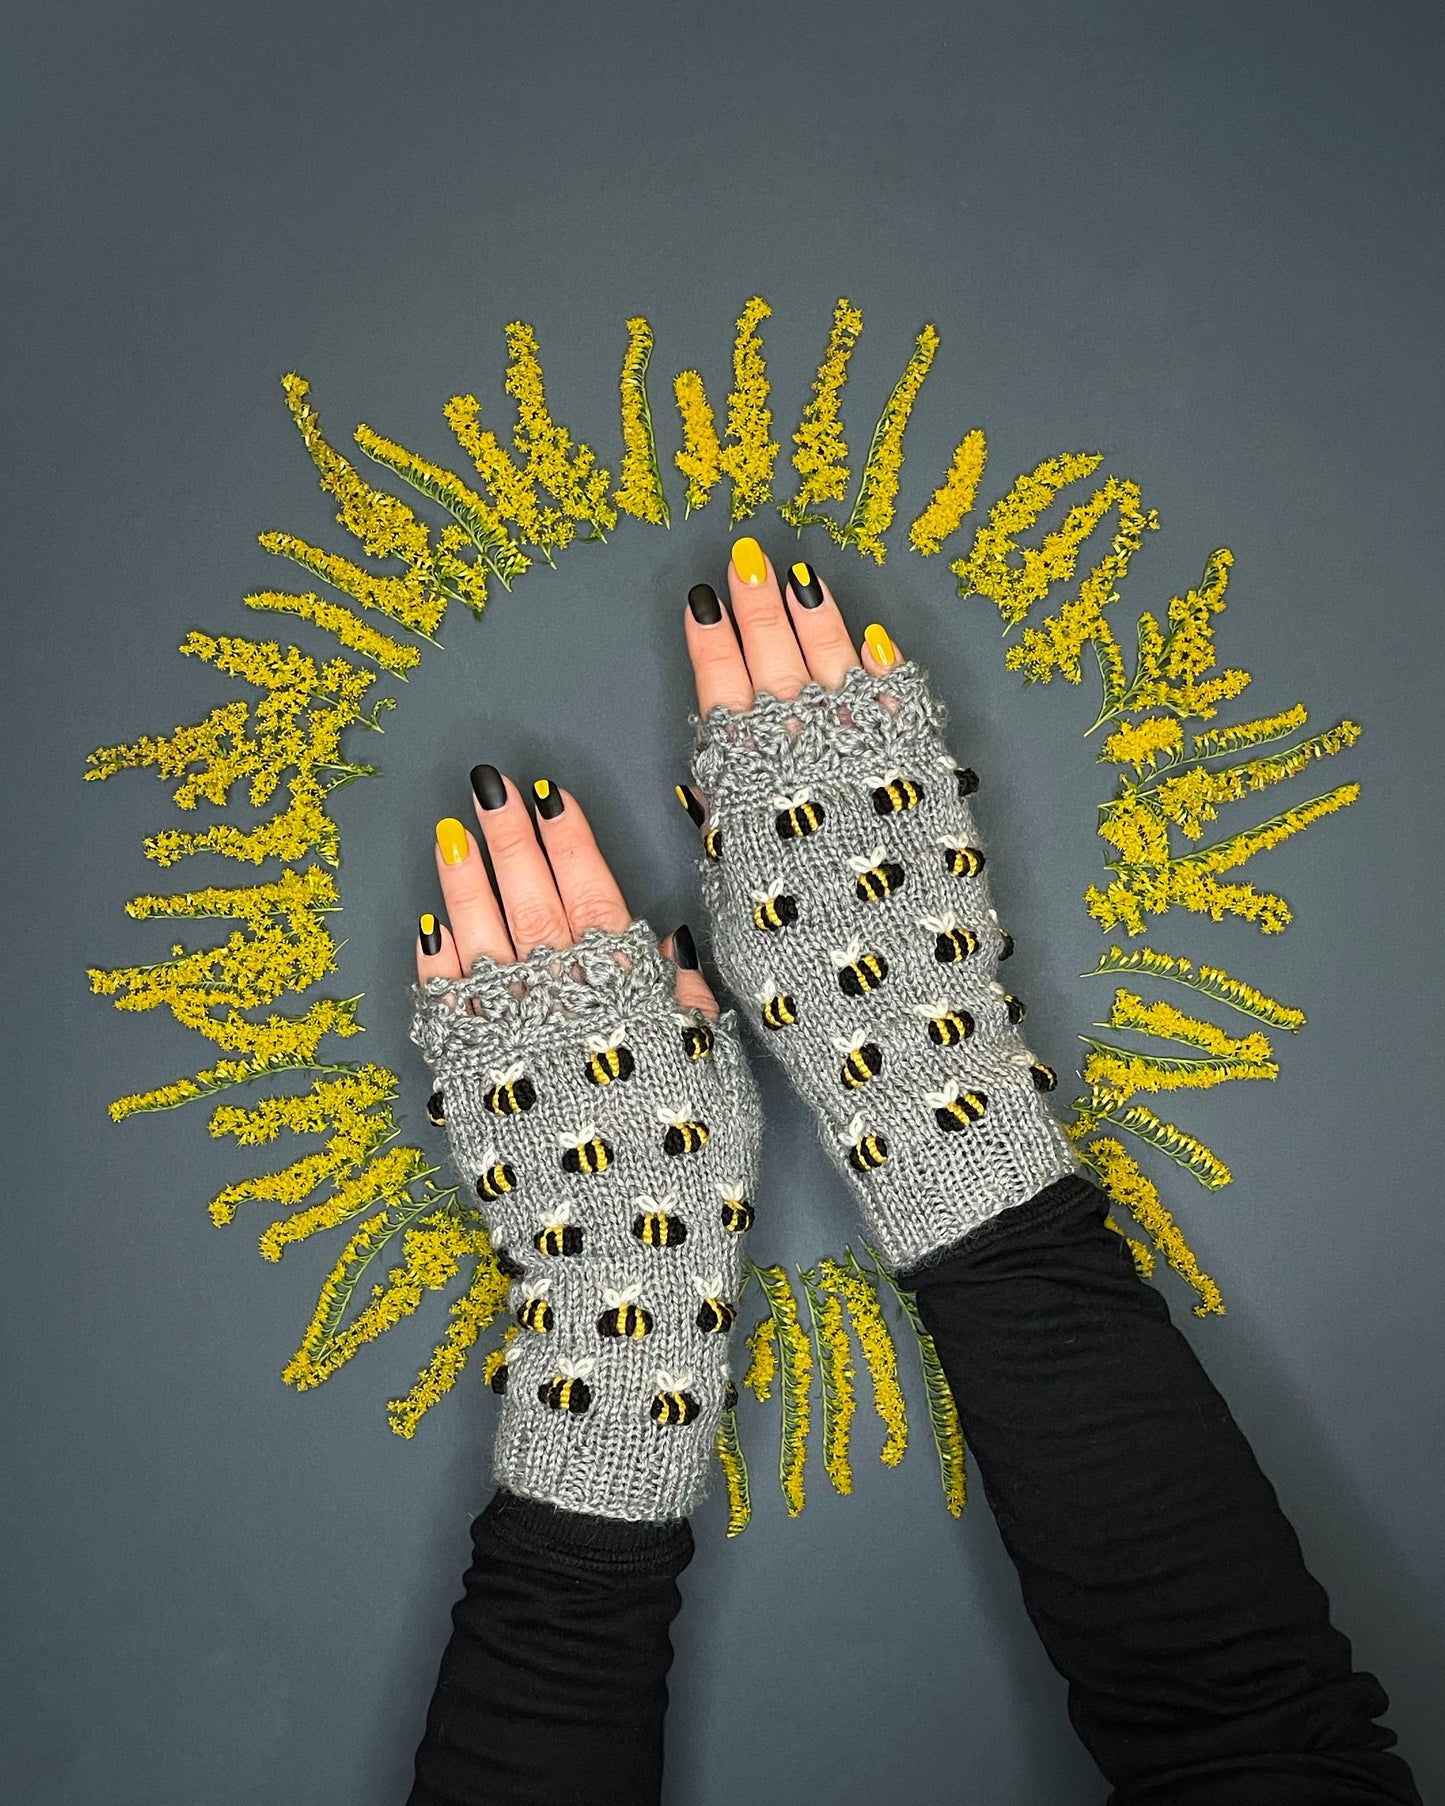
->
[[354, 424, 529, 587], [244, 591, 420, 678], [752, 1264, 812, 1516], [1083, 1138, 1224, 1316], [1081, 946, 1306, 1031], [743, 1313, 777, 1401], [614, 316, 671, 527], [778, 297, 864, 531], [840, 324, 940, 563], [909, 428, 987, 556], [951, 450, 1105, 621], [503, 321, 617, 536], [821, 1254, 907, 1465], [672, 369, 722, 516], [445, 392, 569, 557], [1190, 704, 1309, 763], [1100, 716, 1184, 774], [388, 1248, 512, 1438], [1105, 990, 1275, 1064], [1103, 1213, 1157, 1279], [715, 1405, 753, 1538], [718, 296, 779, 524], [801, 1266, 857, 1496], [257, 532, 446, 639], [863, 1249, 966, 1516], [258, 1144, 430, 1260]]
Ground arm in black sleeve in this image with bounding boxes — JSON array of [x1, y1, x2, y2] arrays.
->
[[406, 1488, 692, 1806], [900, 1174, 1422, 1806]]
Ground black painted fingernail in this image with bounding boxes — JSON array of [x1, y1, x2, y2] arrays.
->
[[786, 560, 824, 609], [688, 583, 723, 625], [671, 924, 699, 970], [532, 778, 564, 820], [675, 783, 706, 828], [419, 912, 443, 956], [470, 764, 507, 810]]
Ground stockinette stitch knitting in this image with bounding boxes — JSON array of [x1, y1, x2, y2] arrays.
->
[[690, 659, 1077, 1276], [410, 921, 761, 1523]]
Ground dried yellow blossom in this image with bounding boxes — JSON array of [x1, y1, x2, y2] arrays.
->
[[354, 424, 529, 587], [778, 297, 864, 530], [952, 450, 1106, 622], [909, 429, 987, 556], [718, 295, 779, 523], [1098, 790, 1171, 866], [388, 1247, 512, 1437], [1082, 946, 1306, 1031], [1081, 1043, 1277, 1107], [1083, 1138, 1224, 1316], [244, 591, 420, 677], [281, 372, 433, 568], [753, 1264, 812, 1515], [614, 316, 670, 527], [672, 369, 722, 516], [743, 1313, 777, 1401], [1103, 1214, 1157, 1280], [503, 321, 617, 537], [801, 1266, 857, 1496], [257, 532, 446, 640], [1106, 550, 1251, 724], [259, 1144, 431, 1260], [1156, 721, 1362, 839], [823, 1254, 907, 1465], [715, 1406, 753, 1538], [1190, 705, 1309, 763], [1100, 716, 1183, 774], [864, 1249, 966, 1516], [841, 324, 939, 563], [445, 392, 569, 558]]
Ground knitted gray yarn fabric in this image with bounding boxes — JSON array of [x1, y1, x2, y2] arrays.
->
[[690, 659, 1077, 1276], [409, 921, 761, 1523]]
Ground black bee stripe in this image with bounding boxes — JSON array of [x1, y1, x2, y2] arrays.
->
[[425, 1090, 446, 1127]]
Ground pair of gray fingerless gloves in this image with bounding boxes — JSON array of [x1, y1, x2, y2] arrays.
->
[[409, 662, 1077, 1524]]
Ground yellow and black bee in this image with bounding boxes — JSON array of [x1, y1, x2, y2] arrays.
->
[[926, 1082, 989, 1133], [871, 772, 925, 815], [693, 1272, 737, 1334], [848, 843, 906, 903], [584, 1029, 635, 1088], [914, 999, 975, 1047], [597, 1281, 654, 1340], [940, 840, 986, 878], [998, 930, 1015, 960], [516, 1282, 554, 1333], [539, 1358, 594, 1415], [773, 790, 826, 841], [758, 984, 799, 1030], [1004, 992, 1027, 1024], [935, 757, 980, 798], [834, 1031, 884, 1089], [485, 1064, 537, 1116], [838, 1113, 889, 1173], [832, 937, 889, 997], [656, 1103, 710, 1158], [752, 887, 800, 933], [650, 1369, 701, 1425], [488, 1358, 509, 1395], [718, 1185, 755, 1233], [680, 1015, 715, 1060], [1029, 1062, 1058, 1093], [425, 1089, 447, 1127], [534, 1202, 584, 1257], [633, 1194, 689, 1247], [557, 1123, 612, 1176], [923, 912, 979, 964], [703, 825, 724, 861], [475, 1150, 518, 1203]]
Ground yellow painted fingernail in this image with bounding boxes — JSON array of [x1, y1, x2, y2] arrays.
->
[[731, 535, 767, 586], [436, 817, 470, 865], [532, 778, 563, 820], [864, 622, 897, 668]]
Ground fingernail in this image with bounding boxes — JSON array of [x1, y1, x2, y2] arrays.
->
[[436, 818, 470, 865], [688, 582, 723, 625], [532, 778, 564, 821], [418, 912, 443, 955], [470, 764, 507, 810], [671, 924, 699, 970], [864, 622, 897, 668], [787, 561, 824, 609], [731, 536, 767, 586], [675, 784, 706, 828]]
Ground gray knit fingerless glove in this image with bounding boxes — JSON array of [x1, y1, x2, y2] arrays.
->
[[409, 922, 761, 1523], [690, 660, 1076, 1277]]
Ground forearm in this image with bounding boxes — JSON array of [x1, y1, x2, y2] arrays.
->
[[906, 1174, 1422, 1806], [407, 1489, 691, 1806]]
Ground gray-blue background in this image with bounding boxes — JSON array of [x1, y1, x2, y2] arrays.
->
[[4, 3, 1441, 1800]]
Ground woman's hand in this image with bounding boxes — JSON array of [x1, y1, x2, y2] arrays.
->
[[416, 767, 716, 1017]]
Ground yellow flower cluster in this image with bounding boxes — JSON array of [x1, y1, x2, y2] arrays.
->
[[1156, 721, 1363, 839], [864, 1251, 966, 1516], [715, 1404, 753, 1538], [753, 1264, 813, 1516], [282, 373, 433, 567], [1191, 704, 1309, 763], [614, 316, 670, 527], [1081, 1138, 1224, 1317], [445, 392, 569, 559], [258, 1143, 431, 1261], [1106, 990, 1275, 1063], [718, 296, 779, 523], [1103, 1213, 1157, 1280], [1083, 945, 1306, 1031], [821, 1254, 907, 1465], [354, 424, 530, 590], [1114, 550, 1251, 723], [802, 1267, 857, 1496], [1100, 716, 1184, 774], [840, 325, 940, 563], [909, 429, 987, 557], [743, 1313, 777, 1401], [257, 532, 446, 640], [778, 297, 864, 530], [672, 369, 722, 517], [479, 1322, 521, 1393], [388, 1247, 512, 1438], [503, 320, 617, 539], [245, 590, 419, 678], [951, 450, 1106, 622]]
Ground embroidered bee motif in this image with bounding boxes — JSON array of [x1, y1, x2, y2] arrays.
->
[[693, 1272, 736, 1335], [757, 979, 799, 1029], [656, 1102, 710, 1157], [539, 1357, 594, 1415], [718, 1182, 755, 1233], [871, 770, 925, 815], [723, 1379, 739, 1410], [989, 980, 1027, 1023], [475, 1148, 518, 1202], [838, 1112, 889, 1173], [516, 1279, 554, 1333], [489, 1358, 509, 1395], [583, 1028, 635, 1087], [834, 1029, 884, 1089], [923, 911, 979, 964], [597, 1280, 654, 1340], [913, 999, 975, 1046], [773, 788, 826, 841], [679, 1013, 715, 1060], [926, 1081, 989, 1133], [832, 936, 889, 996], [939, 835, 986, 878], [848, 843, 906, 902], [485, 1063, 537, 1116], [987, 907, 1015, 960], [632, 1192, 688, 1247], [650, 1368, 701, 1425], [425, 1089, 447, 1127], [534, 1201, 584, 1257], [752, 882, 800, 932], [1009, 1048, 1057, 1091], [704, 825, 724, 861], [935, 754, 980, 797], [494, 1247, 527, 1281], [557, 1122, 613, 1176]]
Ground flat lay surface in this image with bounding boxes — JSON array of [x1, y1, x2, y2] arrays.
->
[[4, 2, 1442, 1801]]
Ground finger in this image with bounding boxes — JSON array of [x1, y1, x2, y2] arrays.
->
[[726, 536, 811, 701], [530, 780, 631, 938], [661, 924, 720, 1019], [434, 815, 516, 972], [469, 766, 572, 959], [415, 908, 465, 984], [674, 782, 708, 829], [684, 580, 754, 715], [782, 559, 863, 691]]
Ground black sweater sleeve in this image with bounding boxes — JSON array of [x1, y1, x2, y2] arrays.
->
[[900, 1172, 1422, 1806]]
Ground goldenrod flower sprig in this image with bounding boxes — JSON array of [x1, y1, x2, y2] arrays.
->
[[821, 1253, 907, 1466], [614, 316, 670, 527], [777, 297, 864, 532], [860, 1247, 966, 1518], [750, 1263, 813, 1516], [838, 325, 940, 563], [1073, 1136, 1225, 1317], [909, 429, 987, 557], [799, 1264, 858, 1497], [714, 1402, 753, 1539], [1082, 945, 1306, 1032]]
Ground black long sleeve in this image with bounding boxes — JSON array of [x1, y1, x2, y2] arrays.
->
[[902, 1172, 1422, 1805]]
